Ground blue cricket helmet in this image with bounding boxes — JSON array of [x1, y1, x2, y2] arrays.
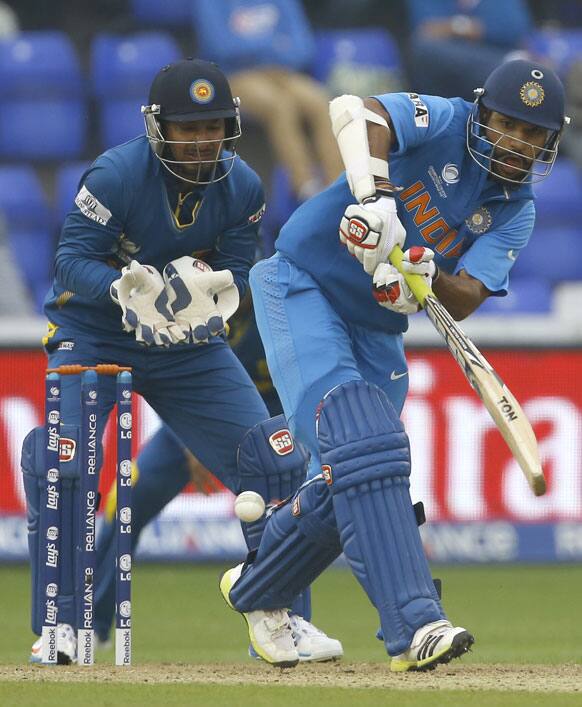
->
[[141, 58, 242, 185], [480, 59, 566, 132], [467, 59, 571, 184]]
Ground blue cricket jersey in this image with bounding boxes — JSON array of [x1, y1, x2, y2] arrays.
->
[[45, 136, 265, 340], [275, 93, 536, 334]]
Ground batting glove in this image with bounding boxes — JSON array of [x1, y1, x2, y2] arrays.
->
[[110, 261, 186, 346], [163, 256, 239, 344], [372, 246, 438, 315], [339, 195, 406, 275]]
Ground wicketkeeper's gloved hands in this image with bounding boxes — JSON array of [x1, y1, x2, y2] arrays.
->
[[163, 256, 240, 344], [372, 246, 438, 314], [339, 195, 406, 275], [110, 261, 186, 346]]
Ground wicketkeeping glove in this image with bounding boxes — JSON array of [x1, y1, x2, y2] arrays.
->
[[110, 261, 186, 346], [372, 246, 438, 315], [163, 256, 240, 344], [339, 195, 406, 275]]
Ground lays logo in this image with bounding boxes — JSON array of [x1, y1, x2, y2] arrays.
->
[[59, 438, 76, 463], [269, 429, 294, 456]]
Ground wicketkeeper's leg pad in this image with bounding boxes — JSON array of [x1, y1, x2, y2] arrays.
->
[[21, 424, 102, 635], [318, 380, 444, 656], [228, 476, 341, 614]]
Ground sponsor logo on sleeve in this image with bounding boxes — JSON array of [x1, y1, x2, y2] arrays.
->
[[75, 186, 112, 226], [248, 203, 266, 224], [407, 93, 429, 128]]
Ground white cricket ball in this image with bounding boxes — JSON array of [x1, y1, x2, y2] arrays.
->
[[234, 491, 266, 522]]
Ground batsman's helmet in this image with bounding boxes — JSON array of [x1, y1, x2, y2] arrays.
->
[[467, 59, 570, 184], [141, 58, 241, 184]]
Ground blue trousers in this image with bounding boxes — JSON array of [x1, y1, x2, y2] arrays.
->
[[250, 253, 408, 478]]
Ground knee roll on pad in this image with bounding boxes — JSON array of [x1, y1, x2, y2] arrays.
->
[[229, 477, 341, 614], [317, 380, 444, 656], [237, 415, 308, 551]]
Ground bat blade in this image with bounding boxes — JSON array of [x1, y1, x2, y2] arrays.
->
[[389, 246, 546, 496], [423, 295, 546, 496]]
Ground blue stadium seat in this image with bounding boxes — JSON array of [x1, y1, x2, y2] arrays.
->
[[0, 31, 83, 97], [91, 32, 181, 99], [55, 162, 91, 227], [534, 158, 582, 228], [511, 228, 582, 284], [8, 228, 54, 311], [130, 0, 193, 25], [99, 100, 146, 150], [527, 29, 582, 76], [0, 99, 86, 160], [311, 28, 402, 94], [0, 166, 51, 230], [476, 278, 552, 315], [262, 166, 299, 256]]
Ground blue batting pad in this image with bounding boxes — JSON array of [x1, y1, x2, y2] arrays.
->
[[318, 380, 444, 656], [228, 477, 341, 613], [237, 414, 308, 551]]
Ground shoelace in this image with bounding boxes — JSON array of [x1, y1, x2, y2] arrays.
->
[[263, 612, 292, 640], [291, 617, 325, 637]]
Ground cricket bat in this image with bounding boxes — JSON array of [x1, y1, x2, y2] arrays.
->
[[389, 246, 546, 496]]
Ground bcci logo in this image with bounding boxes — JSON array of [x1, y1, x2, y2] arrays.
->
[[520, 81, 544, 107], [122, 389, 131, 400], [50, 386, 60, 397], [89, 389, 97, 400], [465, 206, 492, 234], [120, 412, 132, 430], [190, 79, 214, 104]]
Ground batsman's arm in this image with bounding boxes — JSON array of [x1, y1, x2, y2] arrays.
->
[[390, 246, 490, 320]]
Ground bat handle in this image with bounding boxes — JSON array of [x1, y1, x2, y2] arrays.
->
[[388, 245, 435, 308]]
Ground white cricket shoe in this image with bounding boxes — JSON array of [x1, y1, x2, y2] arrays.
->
[[390, 619, 474, 672], [30, 623, 77, 665], [290, 615, 343, 662], [220, 563, 299, 668]]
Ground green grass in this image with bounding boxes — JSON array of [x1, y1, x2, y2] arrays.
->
[[2, 563, 579, 664], [1, 563, 581, 705], [2, 683, 582, 707]]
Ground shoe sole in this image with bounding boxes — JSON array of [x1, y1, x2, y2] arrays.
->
[[219, 570, 299, 669], [298, 654, 342, 663], [391, 631, 475, 673]]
